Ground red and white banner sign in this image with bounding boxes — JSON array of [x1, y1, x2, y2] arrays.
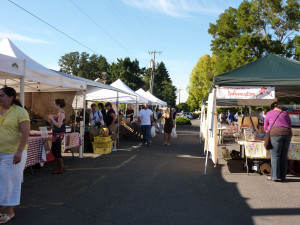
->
[[216, 86, 275, 99]]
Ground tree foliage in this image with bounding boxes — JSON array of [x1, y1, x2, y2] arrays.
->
[[208, 0, 300, 74], [187, 54, 217, 111], [176, 102, 190, 112], [144, 62, 177, 107], [107, 57, 145, 91], [58, 52, 109, 80]]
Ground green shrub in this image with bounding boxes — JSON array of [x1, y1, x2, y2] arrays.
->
[[176, 117, 192, 125], [193, 112, 200, 119]]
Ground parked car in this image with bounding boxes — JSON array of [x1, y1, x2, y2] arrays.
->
[[183, 112, 193, 119]]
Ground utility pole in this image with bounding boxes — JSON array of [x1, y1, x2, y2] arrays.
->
[[148, 50, 162, 94], [177, 88, 182, 104]]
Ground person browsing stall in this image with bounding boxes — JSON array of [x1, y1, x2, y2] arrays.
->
[[138, 103, 154, 147], [126, 105, 134, 122], [0, 86, 30, 224], [254, 123, 267, 140], [264, 102, 292, 182], [89, 103, 102, 127], [48, 99, 66, 174], [104, 102, 117, 151], [98, 103, 106, 125]]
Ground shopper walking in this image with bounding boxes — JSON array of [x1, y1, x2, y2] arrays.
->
[[48, 99, 66, 174], [172, 108, 177, 129], [0, 86, 30, 223], [156, 107, 174, 145], [264, 102, 292, 181], [138, 103, 154, 147]]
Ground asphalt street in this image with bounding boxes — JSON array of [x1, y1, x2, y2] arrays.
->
[[13, 120, 300, 225]]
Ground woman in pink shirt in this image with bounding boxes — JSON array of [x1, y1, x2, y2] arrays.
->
[[264, 102, 292, 182]]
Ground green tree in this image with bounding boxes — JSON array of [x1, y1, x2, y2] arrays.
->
[[144, 62, 177, 107], [176, 102, 190, 112], [58, 52, 109, 80], [208, 0, 300, 74], [107, 57, 145, 90], [187, 54, 217, 111], [58, 51, 80, 75]]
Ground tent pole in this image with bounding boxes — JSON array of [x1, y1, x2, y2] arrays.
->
[[135, 97, 138, 116], [79, 91, 86, 159], [20, 60, 25, 107], [117, 92, 119, 147], [20, 77, 25, 107], [74, 93, 78, 133]]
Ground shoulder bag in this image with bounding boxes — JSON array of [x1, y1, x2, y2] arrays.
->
[[264, 111, 283, 150]]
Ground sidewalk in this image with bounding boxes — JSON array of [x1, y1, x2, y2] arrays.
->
[[13, 120, 300, 225]]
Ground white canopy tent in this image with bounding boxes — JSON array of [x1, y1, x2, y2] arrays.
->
[[136, 88, 167, 107], [52, 70, 137, 109], [86, 79, 151, 104], [0, 53, 25, 104], [0, 38, 86, 93], [0, 53, 25, 78], [0, 38, 88, 158]]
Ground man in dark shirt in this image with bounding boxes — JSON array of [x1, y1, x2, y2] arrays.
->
[[126, 105, 134, 122], [105, 102, 117, 151]]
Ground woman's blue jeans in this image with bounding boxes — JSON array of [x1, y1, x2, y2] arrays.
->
[[270, 135, 291, 180]]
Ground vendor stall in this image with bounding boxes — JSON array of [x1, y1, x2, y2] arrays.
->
[[136, 88, 167, 107], [202, 54, 300, 174], [242, 141, 300, 175]]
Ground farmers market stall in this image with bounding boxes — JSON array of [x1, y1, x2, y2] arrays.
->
[[203, 54, 300, 174]]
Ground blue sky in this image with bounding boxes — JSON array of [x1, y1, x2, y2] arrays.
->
[[0, 0, 243, 104]]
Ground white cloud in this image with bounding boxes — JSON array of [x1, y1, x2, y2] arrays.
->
[[0, 32, 48, 44], [123, 0, 224, 18]]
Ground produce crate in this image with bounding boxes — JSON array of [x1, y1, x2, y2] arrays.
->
[[94, 136, 111, 143], [94, 147, 112, 154], [92, 141, 113, 153]]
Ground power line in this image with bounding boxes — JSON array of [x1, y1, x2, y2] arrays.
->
[[131, 9, 161, 49], [70, 0, 135, 58], [8, 0, 99, 55], [104, 0, 148, 51]]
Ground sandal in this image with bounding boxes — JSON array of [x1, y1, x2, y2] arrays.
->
[[0, 214, 14, 224]]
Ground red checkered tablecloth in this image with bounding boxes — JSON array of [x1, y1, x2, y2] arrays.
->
[[65, 133, 82, 149], [25, 133, 82, 168], [25, 136, 46, 168]]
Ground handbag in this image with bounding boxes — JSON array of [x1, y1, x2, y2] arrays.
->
[[264, 111, 283, 150]]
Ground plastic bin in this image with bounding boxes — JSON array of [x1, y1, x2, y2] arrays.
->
[[94, 136, 111, 143], [92, 141, 113, 154], [94, 147, 112, 154]]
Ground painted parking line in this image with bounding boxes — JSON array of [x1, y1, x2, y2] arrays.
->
[[66, 155, 137, 171]]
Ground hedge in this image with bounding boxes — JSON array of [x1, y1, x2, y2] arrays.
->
[[176, 117, 192, 125]]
